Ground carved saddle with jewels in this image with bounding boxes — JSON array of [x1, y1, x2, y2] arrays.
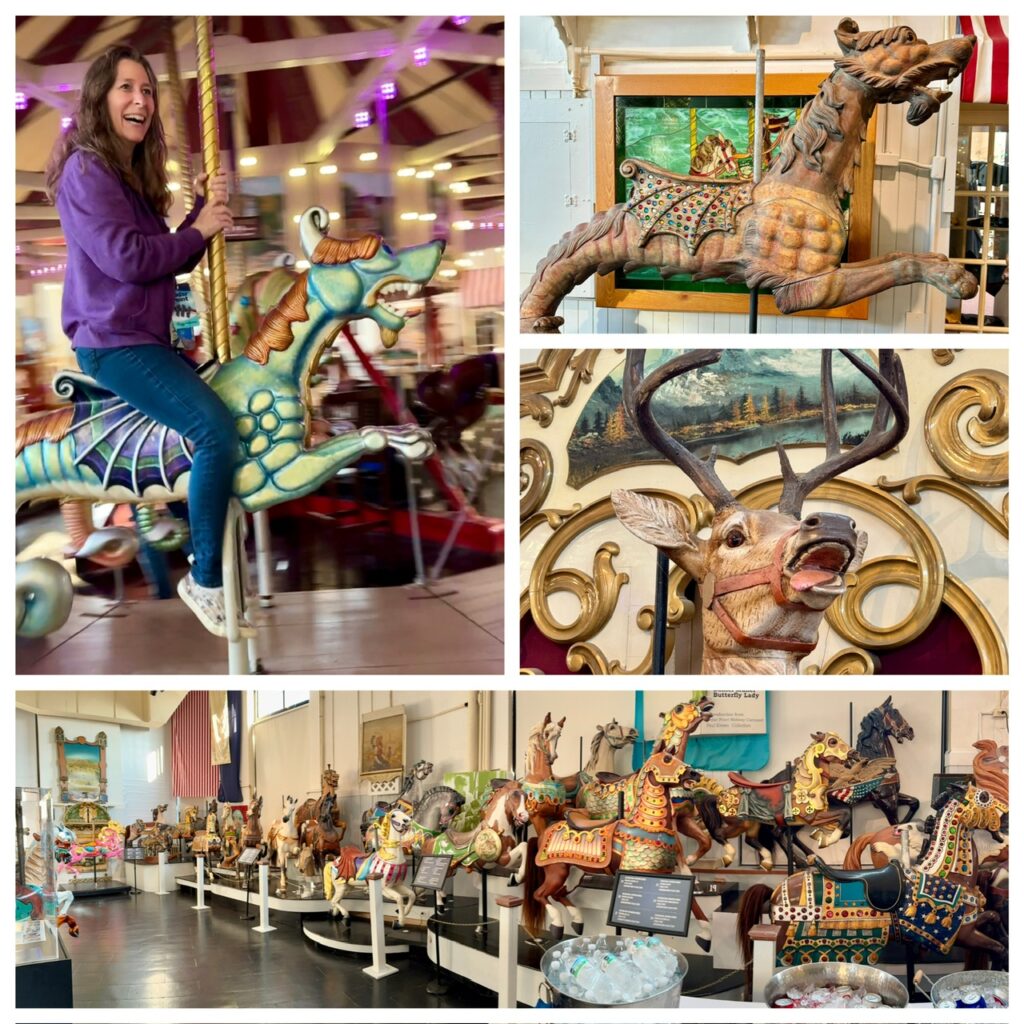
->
[[536, 812, 618, 870], [815, 858, 906, 912]]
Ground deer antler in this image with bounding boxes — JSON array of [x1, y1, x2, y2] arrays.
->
[[776, 350, 909, 517], [623, 349, 736, 511]]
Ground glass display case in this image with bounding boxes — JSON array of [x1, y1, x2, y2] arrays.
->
[[15, 787, 63, 966]]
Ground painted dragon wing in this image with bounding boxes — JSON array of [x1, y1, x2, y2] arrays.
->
[[620, 158, 755, 255]]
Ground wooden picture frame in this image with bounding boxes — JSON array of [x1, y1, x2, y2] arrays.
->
[[594, 73, 875, 319], [360, 705, 407, 778], [55, 727, 108, 804]]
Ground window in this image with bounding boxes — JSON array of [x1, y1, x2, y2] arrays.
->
[[946, 105, 1008, 334], [253, 691, 309, 720]]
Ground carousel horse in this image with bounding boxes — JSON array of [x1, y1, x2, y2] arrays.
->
[[521, 749, 703, 940], [521, 19, 978, 332], [323, 802, 417, 927], [66, 823, 125, 873], [699, 732, 855, 870], [190, 801, 223, 880], [412, 781, 531, 878], [17, 821, 79, 937], [265, 795, 303, 896], [294, 765, 345, 843], [518, 712, 575, 843], [578, 718, 639, 782], [842, 822, 924, 871], [376, 784, 465, 853], [15, 208, 442, 656], [738, 740, 1009, 968], [969, 846, 1009, 971], [218, 801, 245, 870], [847, 696, 918, 825], [300, 794, 344, 873]]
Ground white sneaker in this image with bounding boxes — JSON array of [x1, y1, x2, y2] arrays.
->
[[178, 573, 228, 637]]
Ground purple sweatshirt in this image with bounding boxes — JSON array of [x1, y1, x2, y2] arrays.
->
[[55, 149, 208, 349]]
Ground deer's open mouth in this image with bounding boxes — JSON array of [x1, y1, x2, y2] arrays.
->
[[787, 540, 853, 595]]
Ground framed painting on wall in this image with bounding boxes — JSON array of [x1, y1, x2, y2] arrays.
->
[[55, 727, 108, 803], [360, 705, 407, 778], [594, 73, 876, 319]]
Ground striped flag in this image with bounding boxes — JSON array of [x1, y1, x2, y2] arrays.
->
[[958, 16, 1009, 103], [171, 691, 221, 797]]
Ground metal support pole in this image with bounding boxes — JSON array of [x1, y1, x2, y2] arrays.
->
[[402, 455, 428, 587], [748, 47, 766, 334], [253, 510, 274, 607], [192, 855, 210, 910], [253, 862, 276, 933], [363, 874, 398, 979], [652, 548, 670, 674], [496, 896, 523, 1008]]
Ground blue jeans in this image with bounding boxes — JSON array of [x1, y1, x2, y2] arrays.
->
[[75, 344, 239, 588]]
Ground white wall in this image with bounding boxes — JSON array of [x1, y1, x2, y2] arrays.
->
[[521, 15, 962, 334], [515, 688, 1005, 864]]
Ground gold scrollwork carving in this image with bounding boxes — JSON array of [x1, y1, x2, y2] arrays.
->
[[520, 439, 554, 520], [924, 370, 1008, 487], [804, 647, 880, 675], [735, 477, 946, 650], [877, 475, 1008, 538], [520, 350, 601, 427]]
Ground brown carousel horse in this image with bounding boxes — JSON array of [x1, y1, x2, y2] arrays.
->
[[521, 749, 703, 940], [518, 712, 575, 843], [294, 765, 345, 840], [738, 740, 1008, 971], [698, 732, 855, 870], [299, 793, 344, 873]]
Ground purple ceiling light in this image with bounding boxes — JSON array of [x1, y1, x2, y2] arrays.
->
[[61, 116, 73, 131], [16, 90, 28, 110], [379, 80, 396, 101], [354, 109, 371, 128], [413, 46, 429, 67], [452, 16, 470, 26]]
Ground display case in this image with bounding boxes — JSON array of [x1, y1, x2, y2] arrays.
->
[[15, 787, 63, 965]]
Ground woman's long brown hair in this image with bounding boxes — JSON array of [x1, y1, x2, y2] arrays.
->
[[46, 44, 171, 216]]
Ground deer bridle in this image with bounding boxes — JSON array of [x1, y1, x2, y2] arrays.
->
[[702, 527, 817, 654]]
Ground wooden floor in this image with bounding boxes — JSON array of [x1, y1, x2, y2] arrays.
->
[[48, 889, 497, 1010], [16, 565, 504, 676]]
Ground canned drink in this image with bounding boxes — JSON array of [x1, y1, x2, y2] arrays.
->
[[773, 997, 795, 1008], [937, 999, 956, 1009], [864, 993, 883, 1006], [992, 987, 1008, 1006]]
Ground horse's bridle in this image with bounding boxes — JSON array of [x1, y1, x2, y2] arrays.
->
[[702, 527, 817, 653]]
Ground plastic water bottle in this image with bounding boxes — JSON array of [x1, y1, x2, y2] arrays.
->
[[630, 938, 672, 985], [568, 954, 616, 1003], [600, 951, 643, 1002], [646, 935, 679, 974]]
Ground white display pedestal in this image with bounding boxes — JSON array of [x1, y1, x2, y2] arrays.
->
[[362, 875, 399, 980], [253, 863, 276, 933], [191, 856, 210, 911], [495, 896, 523, 1009]]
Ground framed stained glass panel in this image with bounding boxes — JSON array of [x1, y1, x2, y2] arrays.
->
[[594, 73, 876, 318]]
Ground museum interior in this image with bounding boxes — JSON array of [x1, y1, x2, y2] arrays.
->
[[521, 347, 1008, 676], [520, 15, 1008, 335], [16, 687, 1009, 1010], [15, 15, 505, 675]]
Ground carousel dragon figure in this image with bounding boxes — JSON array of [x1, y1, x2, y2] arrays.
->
[[521, 19, 978, 331], [16, 208, 442, 639]]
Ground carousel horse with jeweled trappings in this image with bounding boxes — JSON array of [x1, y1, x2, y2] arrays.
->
[[411, 780, 531, 880], [738, 740, 1009, 968], [323, 802, 418, 928], [15, 209, 442, 657], [521, 749, 703, 940], [517, 713, 578, 843], [698, 732, 856, 870], [370, 784, 465, 854], [521, 19, 978, 332]]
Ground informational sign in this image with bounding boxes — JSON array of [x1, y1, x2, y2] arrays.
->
[[607, 870, 694, 937], [123, 847, 146, 861], [413, 854, 452, 892], [237, 846, 261, 866], [694, 690, 766, 736]]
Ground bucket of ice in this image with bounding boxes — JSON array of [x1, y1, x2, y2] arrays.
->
[[914, 969, 1008, 1008], [540, 934, 688, 1008], [764, 962, 909, 1008]]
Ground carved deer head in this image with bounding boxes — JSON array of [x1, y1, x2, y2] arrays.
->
[[612, 349, 908, 674]]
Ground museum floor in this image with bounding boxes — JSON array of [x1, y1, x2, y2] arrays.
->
[[16, 564, 504, 675], [64, 889, 497, 1009]]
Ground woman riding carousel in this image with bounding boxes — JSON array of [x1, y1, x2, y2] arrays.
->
[[46, 43, 242, 637]]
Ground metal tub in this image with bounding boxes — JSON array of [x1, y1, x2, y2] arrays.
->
[[925, 970, 1009, 1007], [540, 938, 688, 1008], [765, 961, 909, 1008]]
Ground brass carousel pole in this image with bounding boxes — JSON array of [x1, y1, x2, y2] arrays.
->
[[194, 16, 231, 364]]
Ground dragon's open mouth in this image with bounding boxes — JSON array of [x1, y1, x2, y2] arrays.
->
[[366, 277, 426, 345], [787, 540, 854, 595]]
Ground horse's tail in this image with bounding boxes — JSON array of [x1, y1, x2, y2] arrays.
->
[[843, 832, 875, 869], [519, 836, 545, 937], [737, 883, 774, 987], [699, 795, 724, 841]]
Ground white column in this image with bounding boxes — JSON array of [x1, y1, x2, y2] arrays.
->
[[750, 923, 784, 1004], [155, 850, 172, 895], [362, 874, 398, 979], [253, 509, 274, 606], [252, 862, 276, 933], [192, 855, 210, 911], [496, 896, 523, 1008]]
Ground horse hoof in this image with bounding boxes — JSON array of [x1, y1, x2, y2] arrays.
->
[[696, 935, 712, 953], [550, 925, 564, 942], [571, 921, 584, 935]]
